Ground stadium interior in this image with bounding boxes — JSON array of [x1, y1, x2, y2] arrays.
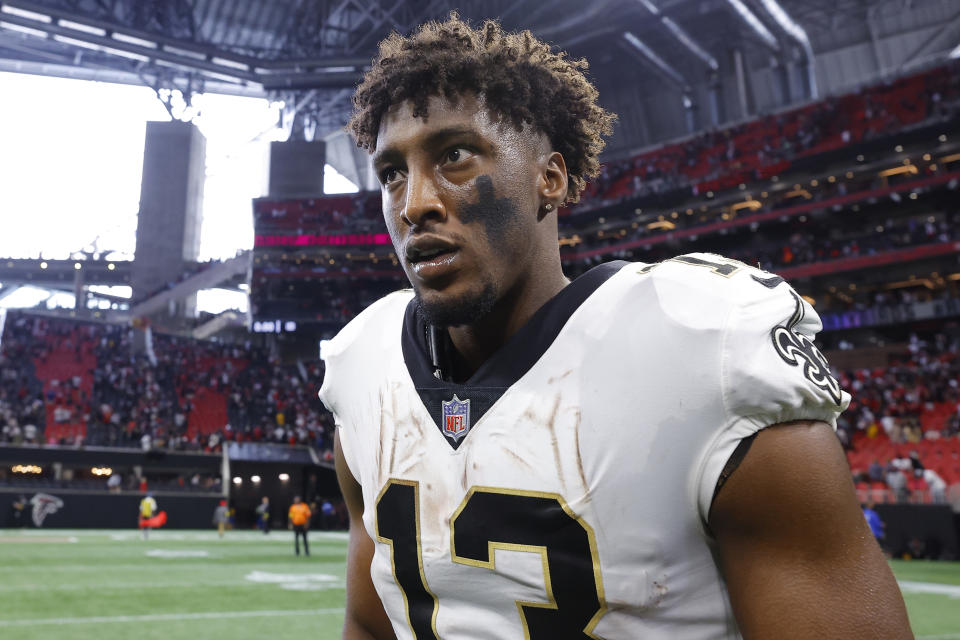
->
[[1, 0, 960, 636]]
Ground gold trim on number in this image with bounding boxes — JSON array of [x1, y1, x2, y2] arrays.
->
[[374, 478, 440, 639], [449, 486, 609, 640]]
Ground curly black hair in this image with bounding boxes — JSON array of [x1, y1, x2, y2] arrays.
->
[[348, 14, 616, 204]]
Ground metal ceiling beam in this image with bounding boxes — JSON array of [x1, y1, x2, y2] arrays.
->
[[900, 7, 960, 68], [0, 2, 367, 90], [0, 1, 368, 70], [723, 0, 780, 51], [622, 31, 688, 89], [534, 0, 621, 39], [755, 0, 818, 98], [0, 8, 256, 81], [635, 0, 718, 71]]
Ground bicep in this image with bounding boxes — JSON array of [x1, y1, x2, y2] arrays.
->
[[335, 430, 397, 640], [709, 420, 912, 639]]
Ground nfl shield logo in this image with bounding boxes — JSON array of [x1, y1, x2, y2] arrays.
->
[[441, 395, 471, 442]]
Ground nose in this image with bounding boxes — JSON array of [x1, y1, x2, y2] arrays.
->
[[401, 170, 446, 229]]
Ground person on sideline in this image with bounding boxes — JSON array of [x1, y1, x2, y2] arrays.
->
[[288, 496, 311, 557]]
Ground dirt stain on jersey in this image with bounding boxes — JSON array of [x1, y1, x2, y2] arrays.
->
[[572, 409, 591, 502], [547, 369, 573, 385], [385, 389, 401, 475], [546, 394, 565, 492], [504, 449, 536, 472], [651, 580, 669, 607], [374, 390, 385, 484]]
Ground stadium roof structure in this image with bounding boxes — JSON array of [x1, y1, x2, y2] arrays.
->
[[2, 0, 957, 149]]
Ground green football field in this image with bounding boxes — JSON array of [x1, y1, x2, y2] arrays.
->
[[1, 529, 958, 639]]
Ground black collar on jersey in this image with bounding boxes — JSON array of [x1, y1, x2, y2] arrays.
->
[[400, 260, 628, 450]]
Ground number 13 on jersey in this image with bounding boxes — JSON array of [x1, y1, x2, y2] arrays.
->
[[376, 479, 609, 639]]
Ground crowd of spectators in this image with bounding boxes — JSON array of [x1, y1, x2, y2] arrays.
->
[[574, 60, 960, 211], [839, 332, 960, 505], [573, 204, 960, 278], [0, 314, 336, 457], [561, 156, 956, 254], [254, 192, 382, 236], [0, 316, 48, 446], [244, 64, 960, 246]]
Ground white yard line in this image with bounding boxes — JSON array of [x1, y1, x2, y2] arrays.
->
[[0, 580, 291, 592], [0, 608, 344, 627], [898, 580, 960, 599]]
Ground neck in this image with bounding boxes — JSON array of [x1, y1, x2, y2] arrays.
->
[[446, 258, 568, 380]]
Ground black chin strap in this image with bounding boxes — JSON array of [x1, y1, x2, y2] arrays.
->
[[427, 324, 444, 380]]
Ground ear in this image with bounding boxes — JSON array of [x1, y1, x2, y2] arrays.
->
[[538, 151, 568, 218]]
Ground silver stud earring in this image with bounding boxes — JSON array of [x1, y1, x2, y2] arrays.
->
[[544, 203, 554, 211]]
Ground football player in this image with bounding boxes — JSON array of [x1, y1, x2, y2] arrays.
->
[[321, 14, 912, 639]]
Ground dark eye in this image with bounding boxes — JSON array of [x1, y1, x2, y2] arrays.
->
[[380, 168, 399, 185], [443, 147, 473, 165]]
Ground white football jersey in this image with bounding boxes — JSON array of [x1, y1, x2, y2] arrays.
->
[[320, 253, 850, 640]]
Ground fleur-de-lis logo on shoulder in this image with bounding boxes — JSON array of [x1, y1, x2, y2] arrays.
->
[[771, 291, 843, 406]]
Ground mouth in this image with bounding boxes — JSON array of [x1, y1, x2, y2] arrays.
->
[[405, 237, 460, 279]]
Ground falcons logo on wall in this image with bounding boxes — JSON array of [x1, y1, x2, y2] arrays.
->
[[30, 493, 64, 527]]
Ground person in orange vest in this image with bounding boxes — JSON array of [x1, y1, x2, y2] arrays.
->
[[288, 496, 312, 557]]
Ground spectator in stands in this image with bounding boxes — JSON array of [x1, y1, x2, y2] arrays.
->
[[867, 459, 884, 483], [909, 450, 925, 472], [923, 468, 947, 504], [884, 463, 908, 503]]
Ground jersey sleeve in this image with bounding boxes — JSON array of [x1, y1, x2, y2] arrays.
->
[[318, 289, 412, 482], [695, 276, 851, 522]]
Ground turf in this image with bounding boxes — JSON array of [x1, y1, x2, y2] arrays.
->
[[0, 529, 347, 640], [890, 559, 960, 638], [1, 529, 957, 639]]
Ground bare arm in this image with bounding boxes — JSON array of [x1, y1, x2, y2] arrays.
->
[[335, 430, 397, 640], [710, 420, 913, 639]]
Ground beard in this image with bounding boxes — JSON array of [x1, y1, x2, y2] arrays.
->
[[413, 280, 498, 328]]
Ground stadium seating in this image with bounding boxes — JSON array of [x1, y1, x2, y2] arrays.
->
[[3, 63, 959, 515], [0, 313, 334, 454]]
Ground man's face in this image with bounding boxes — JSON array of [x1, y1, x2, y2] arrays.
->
[[374, 94, 545, 327]]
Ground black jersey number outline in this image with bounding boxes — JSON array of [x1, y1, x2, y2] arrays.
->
[[376, 480, 608, 639], [637, 254, 746, 277], [375, 480, 441, 639]]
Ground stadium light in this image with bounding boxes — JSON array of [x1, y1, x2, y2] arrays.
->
[[107, 263, 115, 270], [74, 262, 81, 270], [251, 475, 261, 483], [40, 261, 47, 269], [91, 467, 112, 476], [12, 464, 42, 474], [0, 5, 51, 22], [232, 476, 242, 485], [279, 473, 290, 482]]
